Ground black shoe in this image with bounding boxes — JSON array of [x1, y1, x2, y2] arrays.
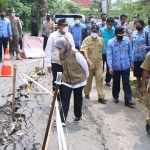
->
[[146, 124, 150, 135], [125, 101, 135, 107], [85, 95, 90, 99], [106, 82, 110, 86], [114, 98, 119, 103], [0, 59, 2, 62], [98, 98, 107, 104], [74, 117, 82, 123]]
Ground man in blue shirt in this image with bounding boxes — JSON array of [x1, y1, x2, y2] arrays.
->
[[96, 13, 107, 29], [145, 16, 150, 32], [0, 10, 12, 62], [100, 17, 115, 86], [70, 16, 85, 50], [107, 26, 135, 107]]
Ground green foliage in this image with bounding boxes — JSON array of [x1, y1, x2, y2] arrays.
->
[[89, 0, 102, 15], [65, 1, 78, 14], [112, 0, 150, 24]]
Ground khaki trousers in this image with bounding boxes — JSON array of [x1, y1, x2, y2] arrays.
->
[[9, 36, 19, 54], [84, 68, 105, 98]]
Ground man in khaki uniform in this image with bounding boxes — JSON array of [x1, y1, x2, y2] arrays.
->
[[8, 9, 22, 60], [141, 52, 150, 135], [80, 25, 107, 104], [129, 13, 139, 32], [41, 13, 55, 50]]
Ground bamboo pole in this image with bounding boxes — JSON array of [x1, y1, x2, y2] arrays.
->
[[42, 85, 59, 150], [11, 64, 17, 119]]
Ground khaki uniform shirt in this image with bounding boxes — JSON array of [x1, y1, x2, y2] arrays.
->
[[80, 36, 104, 69], [141, 52, 150, 90], [129, 21, 136, 32], [41, 20, 55, 36], [121, 23, 132, 36], [8, 16, 22, 36]]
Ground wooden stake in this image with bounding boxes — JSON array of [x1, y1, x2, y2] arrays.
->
[[42, 84, 59, 150], [12, 65, 17, 119]]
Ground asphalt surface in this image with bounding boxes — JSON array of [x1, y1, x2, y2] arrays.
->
[[0, 57, 150, 150]]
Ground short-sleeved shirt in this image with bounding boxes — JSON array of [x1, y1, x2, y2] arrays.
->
[[129, 21, 136, 32], [121, 23, 132, 36], [100, 27, 115, 54], [80, 35, 105, 69], [141, 52, 150, 71]]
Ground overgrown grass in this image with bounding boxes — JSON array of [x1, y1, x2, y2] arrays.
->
[[130, 80, 149, 107]]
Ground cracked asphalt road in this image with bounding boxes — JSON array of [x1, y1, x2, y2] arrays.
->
[[0, 58, 150, 150]]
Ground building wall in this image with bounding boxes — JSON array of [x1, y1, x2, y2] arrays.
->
[[72, 0, 90, 8]]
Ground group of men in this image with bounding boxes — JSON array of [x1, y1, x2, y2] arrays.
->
[[0, 9, 39, 62], [45, 12, 150, 133]]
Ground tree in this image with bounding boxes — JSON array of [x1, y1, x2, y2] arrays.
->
[[89, 0, 102, 15], [65, 1, 78, 14]]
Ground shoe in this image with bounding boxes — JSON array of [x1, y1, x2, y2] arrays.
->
[[62, 122, 66, 127], [114, 98, 119, 103], [0, 58, 2, 62], [106, 82, 110, 86], [85, 95, 90, 99], [125, 101, 135, 107], [74, 117, 82, 123], [98, 98, 107, 104], [10, 53, 13, 59], [16, 54, 23, 60], [146, 124, 150, 135]]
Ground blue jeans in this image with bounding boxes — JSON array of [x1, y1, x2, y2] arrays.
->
[[112, 69, 132, 102]]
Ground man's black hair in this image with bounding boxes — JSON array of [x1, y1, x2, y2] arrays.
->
[[120, 14, 128, 19], [137, 20, 145, 27], [133, 13, 139, 18], [31, 14, 35, 18], [101, 13, 107, 17], [106, 17, 115, 23]]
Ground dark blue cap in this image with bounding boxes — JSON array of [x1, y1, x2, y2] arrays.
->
[[91, 25, 99, 31], [58, 18, 68, 25]]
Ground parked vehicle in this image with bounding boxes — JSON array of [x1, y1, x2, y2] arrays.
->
[[54, 14, 85, 29]]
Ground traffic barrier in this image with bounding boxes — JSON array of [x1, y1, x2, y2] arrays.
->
[[20, 36, 45, 58], [0, 48, 13, 77]]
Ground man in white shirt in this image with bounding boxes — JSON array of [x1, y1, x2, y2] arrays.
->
[[45, 18, 75, 101]]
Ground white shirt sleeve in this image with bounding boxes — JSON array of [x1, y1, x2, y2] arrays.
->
[[68, 33, 75, 48], [45, 35, 53, 67], [75, 52, 89, 78]]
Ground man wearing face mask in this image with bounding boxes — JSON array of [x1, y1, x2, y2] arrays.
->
[[80, 25, 107, 104], [41, 13, 55, 50], [0, 10, 12, 62], [96, 13, 107, 29], [107, 26, 135, 107], [8, 8, 22, 60], [70, 16, 85, 50], [129, 13, 139, 32], [45, 18, 75, 102], [100, 17, 115, 86], [82, 19, 91, 41], [145, 16, 150, 32]]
